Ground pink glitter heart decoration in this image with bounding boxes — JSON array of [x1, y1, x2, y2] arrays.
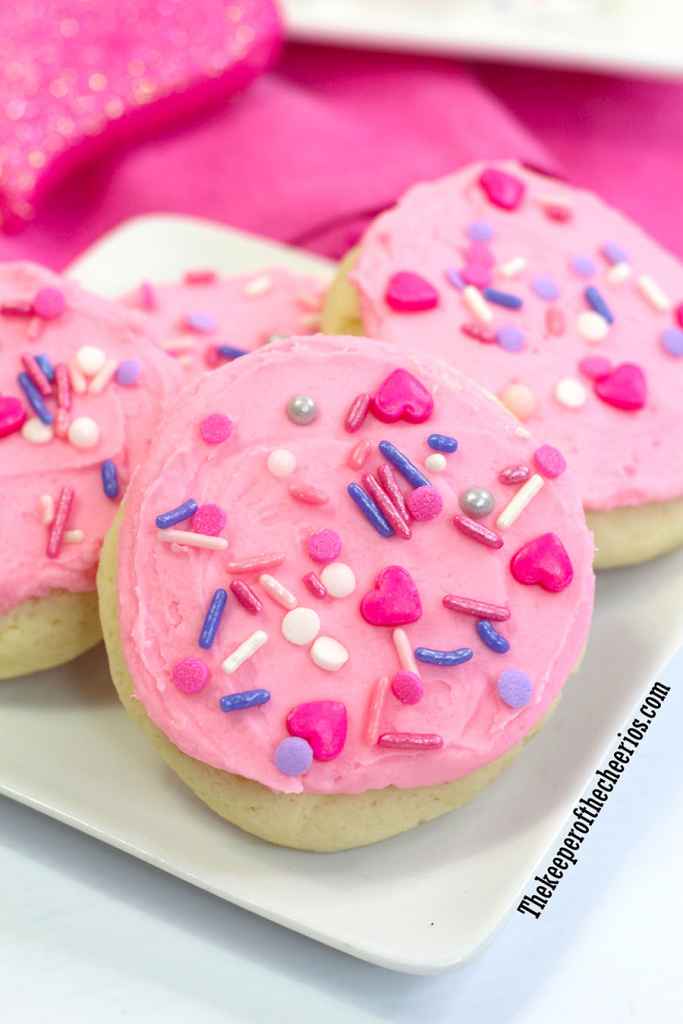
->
[[0, 395, 27, 438], [371, 368, 434, 424], [479, 167, 526, 211], [510, 533, 574, 593], [286, 701, 348, 761], [360, 565, 423, 626], [385, 271, 439, 312], [594, 363, 647, 411]]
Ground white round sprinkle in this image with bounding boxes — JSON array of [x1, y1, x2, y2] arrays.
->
[[555, 377, 588, 408], [577, 310, 609, 343], [281, 607, 321, 646], [64, 529, 85, 544], [310, 636, 349, 672], [267, 448, 297, 478], [76, 345, 107, 377], [68, 416, 100, 449], [499, 256, 527, 279], [425, 452, 447, 473], [607, 261, 631, 284], [22, 417, 53, 444], [320, 562, 356, 599]]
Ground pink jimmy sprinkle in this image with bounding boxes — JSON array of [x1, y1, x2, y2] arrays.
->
[[344, 392, 371, 433], [376, 463, 409, 521], [676, 303, 683, 328], [54, 408, 70, 439], [54, 363, 72, 410], [498, 464, 530, 486], [21, 353, 52, 397], [226, 553, 285, 574], [443, 594, 511, 621], [378, 732, 443, 751], [184, 270, 217, 285], [363, 472, 411, 539], [1, 300, 33, 316], [542, 203, 572, 223], [46, 486, 74, 558], [348, 438, 373, 470], [461, 322, 496, 344], [365, 676, 389, 745], [288, 482, 329, 506], [545, 307, 566, 336], [230, 579, 263, 614], [303, 572, 327, 600], [453, 513, 503, 549], [139, 281, 157, 311]]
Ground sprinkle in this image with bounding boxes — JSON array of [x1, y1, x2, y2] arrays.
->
[[54, 363, 71, 410], [64, 529, 85, 544], [554, 377, 588, 408], [585, 285, 614, 324], [69, 361, 87, 395], [274, 737, 313, 776], [192, 503, 226, 536], [199, 413, 232, 444], [601, 241, 627, 266], [676, 302, 683, 327], [497, 669, 532, 708], [661, 327, 683, 358], [638, 274, 671, 312], [539, 196, 572, 222], [76, 345, 106, 377], [310, 635, 349, 672], [320, 562, 356, 599], [303, 572, 327, 599], [378, 732, 443, 751], [385, 270, 439, 312], [39, 494, 55, 524], [479, 166, 525, 210], [101, 460, 119, 499], [27, 317, 43, 340], [483, 287, 522, 310], [220, 688, 270, 711], [116, 359, 142, 386], [499, 257, 527, 278], [68, 416, 100, 449], [467, 220, 494, 241], [288, 482, 329, 505], [607, 262, 631, 284], [243, 274, 272, 297], [377, 463, 409, 520], [545, 307, 565, 336], [46, 486, 74, 558], [414, 646, 473, 667], [259, 573, 297, 610], [17, 372, 52, 424], [427, 433, 457, 453], [445, 267, 465, 290], [453, 514, 503, 549], [184, 269, 217, 285], [222, 630, 268, 674], [184, 311, 217, 334], [462, 284, 493, 324], [198, 588, 228, 649], [267, 448, 296, 478], [282, 607, 321, 646], [347, 482, 394, 538], [21, 417, 53, 444], [515, 425, 531, 439], [158, 529, 228, 551], [344, 392, 371, 433], [579, 355, 611, 380], [499, 383, 536, 420], [424, 452, 448, 473], [172, 657, 208, 694], [363, 473, 411, 539], [307, 529, 342, 563], [348, 438, 373, 469], [496, 324, 525, 352], [461, 322, 496, 344], [88, 359, 117, 394], [287, 394, 318, 425], [531, 275, 559, 301], [139, 281, 157, 309], [226, 553, 285, 574], [570, 256, 595, 278], [459, 486, 494, 518], [476, 620, 510, 653], [33, 287, 65, 320], [365, 676, 389, 745], [34, 354, 55, 382], [1, 300, 33, 316], [155, 499, 198, 529], [393, 627, 419, 674], [534, 444, 566, 478], [443, 594, 510, 621], [216, 344, 248, 360], [499, 464, 530, 486], [406, 485, 443, 522], [378, 440, 430, 488], [391, 671, 423, 705], [230, 579, 263, 614], [21, 353, 52, 396], [496, 474, 544, 529], [161, 338, 196, 354]]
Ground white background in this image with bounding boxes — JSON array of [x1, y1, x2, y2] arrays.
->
[[2, 648, 681, 1022]]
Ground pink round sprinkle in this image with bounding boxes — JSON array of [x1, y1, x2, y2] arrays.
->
[[406, 485, 443, 522], [391, 671, 424, 705], [579, 355, 612, 381], [172, 657, 209, 694], [307, 528, 342, 563], [676, 302, 683, 328], [192, 503, 226, 536], [533, 444, 567, 479], [461, 263, 491, 289], [33, 286, 66, 319], [199, 413, 232, 444]]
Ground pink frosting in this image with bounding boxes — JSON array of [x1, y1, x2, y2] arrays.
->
[[352, 161, 683, 511], [121, 269, 326, 376], [0, 262, 182, 615], [117, 335, 594, 795]]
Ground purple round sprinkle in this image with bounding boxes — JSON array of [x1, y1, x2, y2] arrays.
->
[[496, 324, 525, 352], [531, 275, 559, 301], [445, 267, 465, 291], [33, 286, 65, 319], [570, 256, 595, 278], [467, 221, 494, 242], [661, 327, 683, 358], [184, 311, 217, 334], [115, 358, 142, 386], [497, 669, 532, 709], [275, 736, 313, 776], [601, 241, 628, 266]]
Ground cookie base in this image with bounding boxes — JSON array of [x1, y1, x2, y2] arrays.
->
[[321, 249, 683, 571], [98, 512, 541, 852], [0, 590, 101, 680]]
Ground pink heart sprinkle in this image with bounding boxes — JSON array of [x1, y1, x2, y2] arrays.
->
[[385, 271, 439, 313], [579, 355, 611, 381], [360, 565, 423, 626], [192, 503, 226, 536], [594, 362, 647, 412], [286, 700, 348, 761], [479, 167, 526, 211], [371, 368, 434, 424], [510, 533, 574, 593], [0, 395, 27, 438]]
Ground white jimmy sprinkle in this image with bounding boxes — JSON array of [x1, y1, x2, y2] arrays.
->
[[393, 627, 419, 675], [243, 274, 272, 297], [259, 573, 298, 610], [89, 359, 117, 394], [365, 676, 389, 746], [637, 274, 671, 312], [496, 474, 544, 530], [157, 529, 228, 551], [64, 529, 85, 544], [69, 361, 88, 395], [222, 630, 268, 674], [607, 262, 631, 284], [499, 257, 527, 278], [462, 285, 493, 324]]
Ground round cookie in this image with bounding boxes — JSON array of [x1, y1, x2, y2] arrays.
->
[[321, 161, 683, 569], [98, 335, 594, 850], [0, 261, 183, 679], [121, 268, 327, 376]]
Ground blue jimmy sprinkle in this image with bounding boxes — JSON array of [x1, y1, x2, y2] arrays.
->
[[414, 647, 474, 667], [378, 440, 430, 488], [347, 483, 393, 538], [216, 345, 249, 360], [476, 619, 510, 654], [585, 285, 614, 324], [155, 499, 198, 529], [17, 371, 53, 425], [101, 459, 119, 500], [220, 689, 271, 712], [35, 354, 55, 382], [482, 287, 523, 310], [427, 433, 458, 453], [199, 588, 228, 650]]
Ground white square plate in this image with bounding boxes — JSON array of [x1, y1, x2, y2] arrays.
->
[[1, 215, 682, 973]]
